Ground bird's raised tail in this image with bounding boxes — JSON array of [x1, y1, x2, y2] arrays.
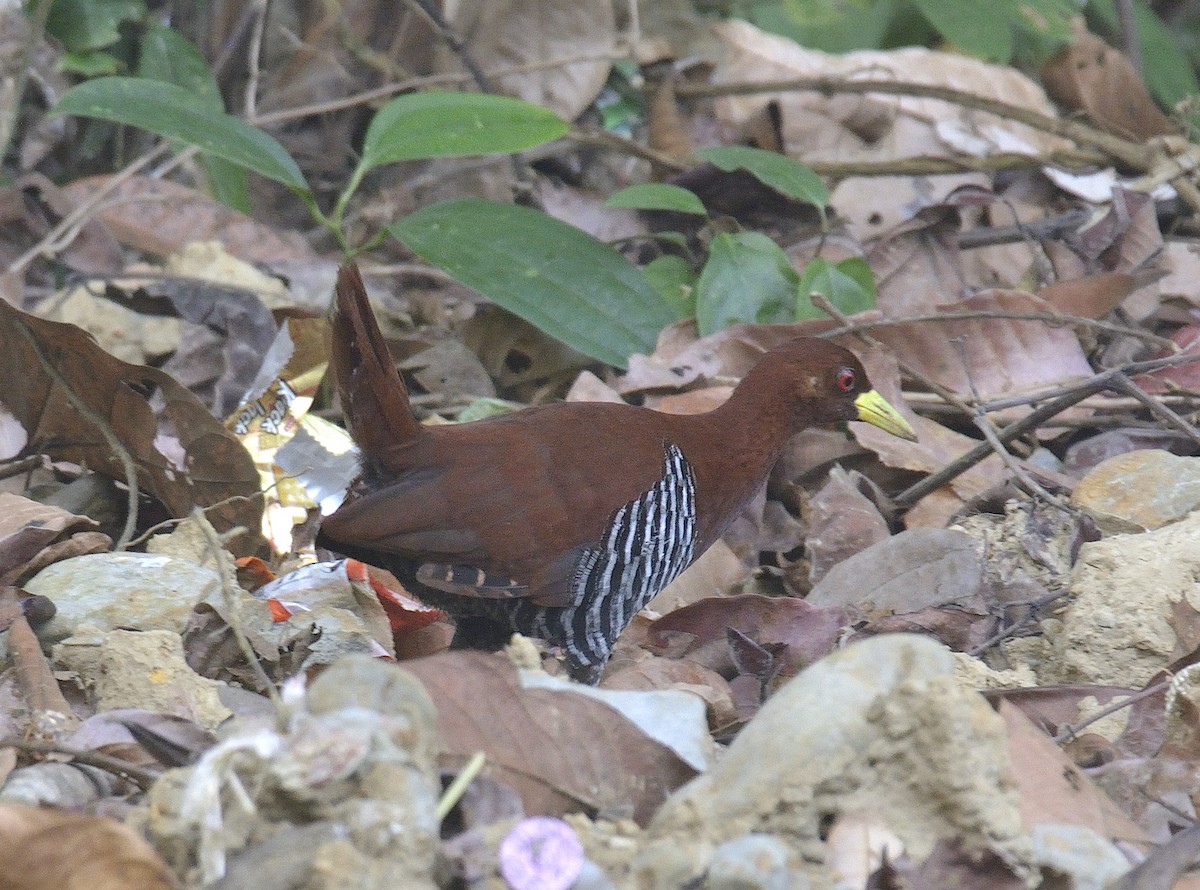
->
[[332, 263, 424, 464]]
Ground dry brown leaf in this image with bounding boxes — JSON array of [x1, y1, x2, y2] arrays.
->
[[999, 700, 1151, 844], [647, 74, 694, 161], [0, 492, 100, 585], [602, 656, 738, 729], [1042, 28, 1176, 140], [1037, 271, 1140, 318], [804, 467, 890, 584], [59, 175, 319, 266], [710, 21, 1067, 238], [1133, 326, 1200, 393], [11, 174, 124, 275], [713, 21, 1066, 155], [646, 594, 848, 678], [1156, 241, 1200, 310], [0, 803, 179, 890], [564, 370, 624, 404], [619, 320, 835, 396], [402, 651, 696, 825], [872, 289, 1093, 404], [411, 0, 615, 121], [807, 528, 984, 616], [983, 685, 1135, 737], [868, 204, 966, 317], [460, 307, 593, 395], [0, 300, 263, 554]]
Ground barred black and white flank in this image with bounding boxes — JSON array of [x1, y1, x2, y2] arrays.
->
[[516, 442, 697, 680]]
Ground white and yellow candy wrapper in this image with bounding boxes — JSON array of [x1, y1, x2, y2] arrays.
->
[[226, 317, 350, 556]]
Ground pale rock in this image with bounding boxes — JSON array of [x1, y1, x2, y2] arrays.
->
[[1071, 449, 1200, 533]]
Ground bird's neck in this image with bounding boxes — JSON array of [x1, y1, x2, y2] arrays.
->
[[679, 365, 798, 548]]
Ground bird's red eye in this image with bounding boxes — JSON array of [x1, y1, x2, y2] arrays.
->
[[835, 367, 856, 392]]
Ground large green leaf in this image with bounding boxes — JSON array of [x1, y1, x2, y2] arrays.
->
[[695, 146, 828, 211], [390, 199, 676, 368], [53, 77, 308, 194], [695, 232, 798, 336], [795, 257, 876, 319], [361, 92, 568, 172], [137, 25, 250, 211]]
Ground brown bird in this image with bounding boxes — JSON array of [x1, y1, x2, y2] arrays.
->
[[317, 263, 916, 683]]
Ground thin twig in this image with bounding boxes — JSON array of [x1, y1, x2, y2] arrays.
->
[[2, 586, 74, 721], [14, 319, 139, 549], [435, 751, 486, 821], [243, 0, 269, 122], [951, 336, 1068, 508], [806, 150, 1108, 178], [192, 508, 285, 724], [1107, 371, 1200, 448], [0, 455, 44, 482], [967, 588, 1070, 656], [818, 310, 1178, 352], [123, 487, 277, 551], [1116, 0, 1142, 77], [0, 737, 161, 789], [6, 143, 171, 274], [253, 53, 621, 127], [900, 391, 1200, 412], [1053, 680, 1168, 744], [403, 0, 491, 93], [675, 74, 1200, 215], [894, 351, 1200, 507], [673, 76, 1152, 169]]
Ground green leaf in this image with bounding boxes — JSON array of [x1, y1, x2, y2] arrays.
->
[[138, 23, 222, 108], [695, 145, 828, 212], [765, 0, 898, 53], [795, 257, 876, 319], [138, 25, 251, 211], [390, 199, 676, 368], [53, 78, 308, 194], [41, 0, 145, 53], [913, 0, 1074, 62], [643, 255, 697, 319], [361, 92, 568, 171], [198, 155, 251, 212], [912, 0, 1015, 61], [1013, 0, 1074, 43], [695, 232, 798, 336], [456, 397, 519, 422], [606, 184, 707, 215]]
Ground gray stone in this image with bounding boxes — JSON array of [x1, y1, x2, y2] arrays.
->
[[28, 552, 219, 644], [1029, 824, 1129, 889], [707, 834, 806, 890]]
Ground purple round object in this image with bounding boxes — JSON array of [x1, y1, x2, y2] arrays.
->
[[498, 816, 585, 890]]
